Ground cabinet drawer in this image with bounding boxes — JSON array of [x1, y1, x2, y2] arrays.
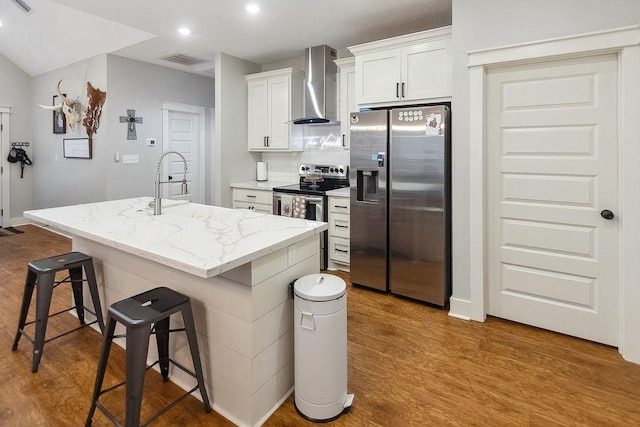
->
[[329, 197, 350, 214], [329, 237, 350, 264], [233, 188, 272, 205], [233, 201, 272, 214], [329, 213, 350, 239]]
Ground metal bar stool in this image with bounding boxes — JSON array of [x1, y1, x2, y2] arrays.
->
[[12, 251, 106, 372], [85, 286, 212, 427]]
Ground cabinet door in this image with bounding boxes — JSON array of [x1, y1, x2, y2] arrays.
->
[[267, 76, 290, 150], [340, 66, 356, 149], [356, 49, 402, 105], [248, 80, 268, 150], [402, 39, 452, 100]]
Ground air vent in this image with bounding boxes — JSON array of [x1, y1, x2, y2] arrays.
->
[[160, 53, 208, 66], [12, 0, 32, 14]]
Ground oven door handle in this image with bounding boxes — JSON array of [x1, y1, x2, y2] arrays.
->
[[306, 197, 323, 204], [274, 193, 323, 204]]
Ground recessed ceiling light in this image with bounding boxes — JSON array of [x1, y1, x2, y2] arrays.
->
[[0, 21, 3, 27], [246, 4, 260, 14], [178, 27, 191, 36]]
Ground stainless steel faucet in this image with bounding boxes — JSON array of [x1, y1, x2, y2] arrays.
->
[[153, 150, 188, 215]]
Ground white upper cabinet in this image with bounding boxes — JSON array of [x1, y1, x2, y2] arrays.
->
[[335, 57, 356, 150], [349, 26, 452, 107], [246, 68, 304, 151]]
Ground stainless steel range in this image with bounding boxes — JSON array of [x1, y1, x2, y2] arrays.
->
[[273, 163, 349, 270]]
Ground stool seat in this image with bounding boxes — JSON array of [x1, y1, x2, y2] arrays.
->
[[28, 252, 94, 273], [12, 251, 105, 373], [109, 287, 189, 326], [86, 286, 212, 426]]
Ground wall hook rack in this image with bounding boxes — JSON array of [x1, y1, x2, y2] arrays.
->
[[11, 142, 30, 147]]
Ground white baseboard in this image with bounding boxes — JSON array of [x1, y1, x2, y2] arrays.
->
[[10, 216, 28, 226], [448, 297, 472, 321]]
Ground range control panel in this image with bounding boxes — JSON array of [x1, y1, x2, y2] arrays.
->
[[299, 163, 349, 180]]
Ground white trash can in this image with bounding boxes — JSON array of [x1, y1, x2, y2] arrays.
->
[[293, 274, 354, 422]]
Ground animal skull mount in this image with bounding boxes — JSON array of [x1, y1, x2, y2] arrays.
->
[[38, 80, 82, 130]]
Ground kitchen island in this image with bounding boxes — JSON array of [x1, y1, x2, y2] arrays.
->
[[25, 197, 326, 427]]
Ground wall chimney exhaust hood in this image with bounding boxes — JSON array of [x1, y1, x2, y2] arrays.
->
[[293, 45, 338, 125]]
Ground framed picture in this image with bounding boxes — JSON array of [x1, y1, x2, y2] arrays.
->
[[63, 138, 92, 159], [53, 95, 66, 134]]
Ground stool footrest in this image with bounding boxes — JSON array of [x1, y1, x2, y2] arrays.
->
[[22, 304, 99, 328], [94, 358, 205, 426], [15, 318, 99, 347]]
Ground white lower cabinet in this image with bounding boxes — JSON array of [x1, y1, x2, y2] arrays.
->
[[328, 196, 350, 271], [232, 188, 273, 214]]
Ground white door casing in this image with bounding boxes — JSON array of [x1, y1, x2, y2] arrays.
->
[[0, 107, 11, 228], [486, 54, 618, 345], [464, 25, 640, 363], [162, 102, 206, 204]]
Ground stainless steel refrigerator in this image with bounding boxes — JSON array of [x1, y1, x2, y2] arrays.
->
[[349, 105, 451, 306]]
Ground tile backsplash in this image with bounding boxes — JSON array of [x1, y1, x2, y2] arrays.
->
[[261, 124, 349, 182]]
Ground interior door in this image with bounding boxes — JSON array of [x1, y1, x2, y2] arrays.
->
[[0, 111, 10, 228], [164, 110, 201, 202], [486, 54, 618, 345]]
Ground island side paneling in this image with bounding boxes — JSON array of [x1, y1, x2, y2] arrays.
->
[[74, 234, 320, 427]]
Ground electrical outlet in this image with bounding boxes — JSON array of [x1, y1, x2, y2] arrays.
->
[[146, 138, 156, 147], [287, 244, 296, 267], [122, 154, 139, 164]]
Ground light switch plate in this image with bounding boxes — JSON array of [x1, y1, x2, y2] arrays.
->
[[122, 154, 139, 164], [146, 138, 156, 147]]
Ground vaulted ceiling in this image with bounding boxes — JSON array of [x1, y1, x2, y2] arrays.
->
[[0, 0, 452, 77]]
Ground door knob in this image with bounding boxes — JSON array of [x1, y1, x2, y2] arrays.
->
[[601, 209, 615, 220]]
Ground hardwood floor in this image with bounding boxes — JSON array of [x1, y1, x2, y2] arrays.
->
[[1, 224, 640, 426]]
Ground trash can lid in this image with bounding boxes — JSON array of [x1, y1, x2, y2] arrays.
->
[[294, 274, 346, 302]]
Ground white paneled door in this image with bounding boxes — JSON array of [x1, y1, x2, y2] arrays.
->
[[164, 110, 202, 203], [0, 110, 10, 228], [486, 54, 619, 346]]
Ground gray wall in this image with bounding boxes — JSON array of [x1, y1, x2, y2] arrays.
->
[[450, 0, 640, 301], [105, 55, 214, 201], [0, 53, 33, 218], [29, 54, 214, 210], [214, 53, 261, 207], [31, 55, 109, 209]]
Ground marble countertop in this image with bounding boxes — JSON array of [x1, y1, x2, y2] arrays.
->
[[326, 187, 350, 197], [25, 197, 327, 279], [230, 180, 296, 191]]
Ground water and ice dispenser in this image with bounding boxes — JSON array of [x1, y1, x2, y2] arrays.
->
[[356, 152, 384, 204]]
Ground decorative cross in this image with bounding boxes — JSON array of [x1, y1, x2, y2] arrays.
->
[[119, 109, 143, 140]]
